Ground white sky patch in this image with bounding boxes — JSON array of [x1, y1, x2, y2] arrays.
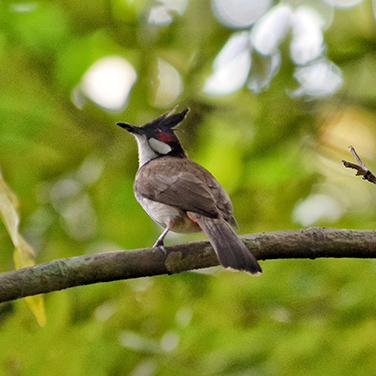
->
[[203, 31, 251, 95], [322, 0, 364, 8], [250, 5, 293, 55], [148, 0, 187, 25], [152, 58, 183, 107], [80, 56, 137, 112], [211, 0, 272, 28], [291, 58, 342, 97], [290, 6, 325, 65]]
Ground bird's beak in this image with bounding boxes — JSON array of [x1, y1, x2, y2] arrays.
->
[[117, 122, 144, 135]]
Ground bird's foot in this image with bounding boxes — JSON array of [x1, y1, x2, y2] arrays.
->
[[153, 239, 166, 254]]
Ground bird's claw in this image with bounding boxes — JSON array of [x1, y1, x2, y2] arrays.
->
[[153, 240, 166, 255]]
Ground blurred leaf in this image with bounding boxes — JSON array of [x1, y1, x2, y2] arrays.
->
[[13, 234, 36, 270], [0, 168, 20, 246], [0, 167, 46, 326]]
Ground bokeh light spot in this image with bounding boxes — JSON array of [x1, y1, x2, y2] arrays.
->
[[250, 5, 293, 56], [150, 59, 183, 107], [148, 0, 187, 25], [211, 0, 272, 28], [290, 6, 325, 65], [291, 58, 342, 97], [292, 193, 343, 226], [80, 56, 137, 112], [322, 0, 364, 8], [203, 32, 251, 95]]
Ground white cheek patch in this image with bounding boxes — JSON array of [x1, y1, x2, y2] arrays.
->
[[149, 137, 172, 155]]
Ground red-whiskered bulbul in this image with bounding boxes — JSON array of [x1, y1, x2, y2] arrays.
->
[[117, 108, 262, 274]]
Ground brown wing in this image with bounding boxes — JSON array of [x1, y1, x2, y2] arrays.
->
[[135, 156, 236, 224]]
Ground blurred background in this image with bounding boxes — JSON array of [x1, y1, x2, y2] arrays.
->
[[1, 0, 376, 374]]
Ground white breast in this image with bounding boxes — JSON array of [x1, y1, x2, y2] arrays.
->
[[136, 194, 179, 227], [135, 194, 201, 234]]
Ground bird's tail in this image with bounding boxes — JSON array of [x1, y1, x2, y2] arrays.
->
[[191, 214, 262, 274]]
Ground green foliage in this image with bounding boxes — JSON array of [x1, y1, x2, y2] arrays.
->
[[1, 0, 376, 375]]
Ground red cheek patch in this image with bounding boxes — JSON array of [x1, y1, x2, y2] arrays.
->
[[157, 131, 176, 143]]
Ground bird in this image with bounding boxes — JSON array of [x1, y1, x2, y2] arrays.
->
[[117, 108, 262, 274]]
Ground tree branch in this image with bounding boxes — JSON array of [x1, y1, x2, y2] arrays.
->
[[342, 145, 376, 184], [1, 227, 376, 304]]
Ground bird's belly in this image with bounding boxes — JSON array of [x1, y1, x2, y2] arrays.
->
[[136, 195, 201, 234]]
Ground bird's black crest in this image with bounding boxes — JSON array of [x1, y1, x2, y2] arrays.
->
[[143, 108, 189, 132]]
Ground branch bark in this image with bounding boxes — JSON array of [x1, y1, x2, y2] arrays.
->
[[1, 227, 376, 304]]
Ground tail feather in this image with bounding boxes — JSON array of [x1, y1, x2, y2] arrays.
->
[[192, 214, 262, 274]]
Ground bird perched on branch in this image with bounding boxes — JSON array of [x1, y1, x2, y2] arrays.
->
[[117, 108, 262, 274]]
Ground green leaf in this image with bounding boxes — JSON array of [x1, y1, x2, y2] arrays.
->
[[0, 168, 20, 246], [0, 168, 46, 326]]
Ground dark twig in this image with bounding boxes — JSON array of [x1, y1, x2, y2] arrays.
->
[[342, 145, 376, 184]]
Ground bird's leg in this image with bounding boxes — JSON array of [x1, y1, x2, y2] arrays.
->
[[153, 227, 170, 253]]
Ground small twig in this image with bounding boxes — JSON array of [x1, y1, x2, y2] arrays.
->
[[342, 145, 376, 184]]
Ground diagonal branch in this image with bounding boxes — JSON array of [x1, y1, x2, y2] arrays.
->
[[342, 145, 376, 184], [1, 227, 376, 304]]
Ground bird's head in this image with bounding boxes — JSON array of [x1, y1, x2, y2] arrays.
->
[[117, 108, 189, 166]]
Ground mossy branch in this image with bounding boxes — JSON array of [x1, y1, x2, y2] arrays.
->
[[1, 227, 376, 303]]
